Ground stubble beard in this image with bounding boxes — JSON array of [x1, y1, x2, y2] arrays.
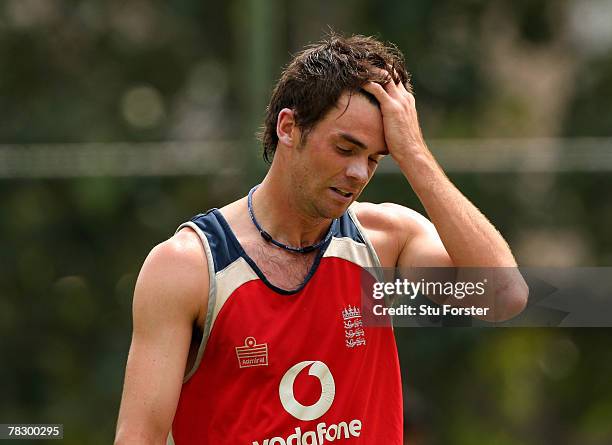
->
[[294, 180, 345, 222]]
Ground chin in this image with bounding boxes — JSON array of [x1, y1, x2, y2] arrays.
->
[[319, 203, 351, 220]]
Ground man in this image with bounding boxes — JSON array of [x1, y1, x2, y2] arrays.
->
[[115, 34, 528, 444]]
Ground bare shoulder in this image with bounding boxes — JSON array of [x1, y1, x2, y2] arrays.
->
[[133, 228, 209, 329], [351, 202, 446, 267], [116, 228, 209, 443], [352, 201, 437, 237]]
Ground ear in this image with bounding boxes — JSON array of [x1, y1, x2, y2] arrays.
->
[[276, 108, 298, 148]]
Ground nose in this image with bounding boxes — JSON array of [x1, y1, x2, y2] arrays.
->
[[345, 157, 369, 184]]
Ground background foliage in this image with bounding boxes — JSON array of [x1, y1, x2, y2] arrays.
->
[[1, 1, 612, 443]]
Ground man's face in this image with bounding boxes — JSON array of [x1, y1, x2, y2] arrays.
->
[[287, 91, 388, 219]]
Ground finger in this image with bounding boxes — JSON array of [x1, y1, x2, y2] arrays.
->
[[361, 81, 393, 106], [390, 67, 401, 83], [368, 66, 391, 80], [383, 65, 414, 97], [369, 66, 403, 98], [395, 79, 415, 101], [394, 71, 414, 96], [378, 66, 415, 104]]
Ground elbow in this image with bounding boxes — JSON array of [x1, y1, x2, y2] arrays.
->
[[113, 430, 135, 445], [492, 275, 529, 322], [115, 428, 168, 445]]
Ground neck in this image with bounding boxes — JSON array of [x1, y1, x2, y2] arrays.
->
[[251, 174, 333, 248]]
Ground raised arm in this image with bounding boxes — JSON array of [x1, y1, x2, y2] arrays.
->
[[115, 229, 209, 444], [362, 72, 528, 320]]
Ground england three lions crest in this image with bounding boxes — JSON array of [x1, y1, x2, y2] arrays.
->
[[342, 305, 366, 348]]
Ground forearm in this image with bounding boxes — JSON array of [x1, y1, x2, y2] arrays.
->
[[360, 76, 526, 318], [397, 146, 516, 268], [398, 146, 529, 320]]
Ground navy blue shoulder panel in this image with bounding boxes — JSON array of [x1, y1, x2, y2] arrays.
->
[[188, 208, 363, 273], [188, 209, 241, 273], [335, 210, 365, 244]]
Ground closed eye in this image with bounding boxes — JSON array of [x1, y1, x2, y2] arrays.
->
[[336, 146, 353, 155]]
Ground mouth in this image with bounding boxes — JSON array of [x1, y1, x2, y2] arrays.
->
[[330, 187, 355, 199]]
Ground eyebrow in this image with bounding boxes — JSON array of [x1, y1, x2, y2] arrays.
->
[[338, 132, 389, 155]]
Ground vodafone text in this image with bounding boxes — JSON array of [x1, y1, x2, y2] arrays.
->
[[252, 419, 362, 445]]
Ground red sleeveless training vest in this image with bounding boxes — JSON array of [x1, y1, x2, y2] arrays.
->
[[169, 206, 403, 444]]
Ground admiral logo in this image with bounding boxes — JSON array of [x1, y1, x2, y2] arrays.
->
[[235, 337, 269, 368]]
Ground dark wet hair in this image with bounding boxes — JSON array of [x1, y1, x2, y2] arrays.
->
[[259, 32, 411, 163]]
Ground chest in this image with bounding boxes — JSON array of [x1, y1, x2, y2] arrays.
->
[[241, 239, 319, 290]]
